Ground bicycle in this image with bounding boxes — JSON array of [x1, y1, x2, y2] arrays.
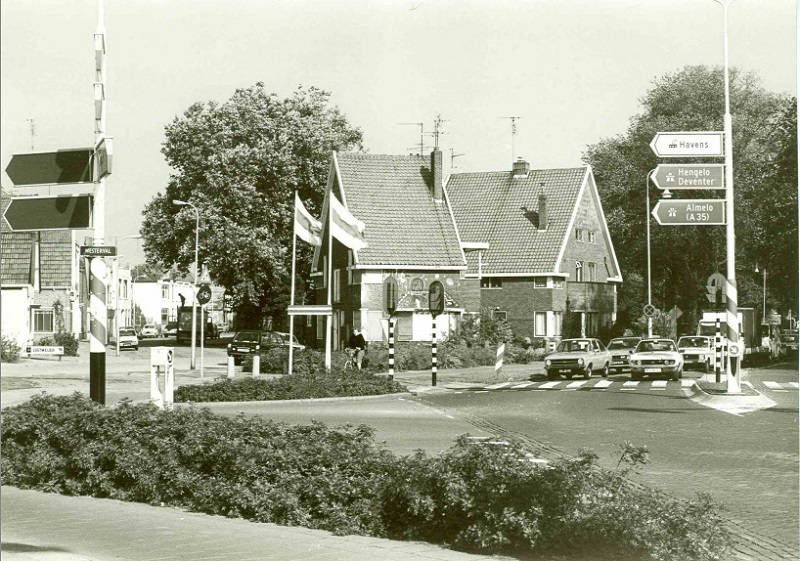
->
[[343, 347, 358, 371]]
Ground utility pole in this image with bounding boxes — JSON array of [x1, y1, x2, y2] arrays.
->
[[500, 116, 522, 163]]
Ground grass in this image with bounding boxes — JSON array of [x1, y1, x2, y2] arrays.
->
[[392, 362, 543, 386], [0, 378, 41, 391]]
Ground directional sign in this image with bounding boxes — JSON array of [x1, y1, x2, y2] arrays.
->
[[650, 132, 724, 158], [652, 164, 724, 190], [651, 199, 725, 226], [197, 283, 212, 305], [94, 137, 113, 181], [5, 149, 94, 186], [81, 246, 117, 257], [706, 272, 727, 305], [3, 195, 92, 231]]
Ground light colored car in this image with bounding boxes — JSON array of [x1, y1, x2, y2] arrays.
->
[[273, 331, 305, 351], [629, 338, 684, 381], [162, 322, 178, 337], [606, 337, 642, 373], [140, 324, 159, 338], [677, 336, 713, 373], [117, 327, 139, 351], [544, 338, 612, 380]]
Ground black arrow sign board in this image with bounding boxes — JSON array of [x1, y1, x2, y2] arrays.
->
[[3, 195, 92, 231], [5, 149, 94, 186]]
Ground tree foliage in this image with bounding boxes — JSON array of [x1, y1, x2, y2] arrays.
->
[[140, 84, 363, 327], [584, 66, 797, 329]]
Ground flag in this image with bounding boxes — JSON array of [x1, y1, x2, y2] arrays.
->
[[330, 194, 368, 250], [294, 192, 322, 246]]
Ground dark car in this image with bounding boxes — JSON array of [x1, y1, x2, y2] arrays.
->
[[606, 337, 642, 373], [226, 331, 263, 365]]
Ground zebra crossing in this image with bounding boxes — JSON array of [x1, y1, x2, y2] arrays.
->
[[471, 379, 799, 393]]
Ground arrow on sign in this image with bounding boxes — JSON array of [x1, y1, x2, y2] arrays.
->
[[5, 149, 94, 186], [652, 164, 724, 190], [3, 195, 92, 231], [651, 199, 725, 226], [650, 132, 724, 158]]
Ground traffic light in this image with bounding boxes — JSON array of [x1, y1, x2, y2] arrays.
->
[[383, 276, 398, 315], [429, 280, 445, 318]]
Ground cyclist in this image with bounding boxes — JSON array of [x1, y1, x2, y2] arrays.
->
[[346, 328, 367, 370]]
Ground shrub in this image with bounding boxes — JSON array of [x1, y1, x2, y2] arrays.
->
[[53, 331, 79, 357], [1, 394, 731, 561], [35, 335, 55, 346], [1, 335, 22, 362]]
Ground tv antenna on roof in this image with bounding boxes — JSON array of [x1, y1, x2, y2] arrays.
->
[[431, 114, 447, 149], [398, 122, 425, 155], [500, 116, 522, 163], [450, 148, 465, 169], [26, 118, 36, 151]]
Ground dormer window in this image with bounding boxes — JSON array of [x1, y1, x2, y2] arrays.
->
[[575, 229, 585, 242]]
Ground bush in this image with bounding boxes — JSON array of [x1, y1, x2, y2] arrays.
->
[[0, 394, 732, 561], [1, 335, 22, 362], [54, 331, 79, 357], [175, 370, 407, 403]]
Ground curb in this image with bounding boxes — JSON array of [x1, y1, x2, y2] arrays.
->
[[173, 391, 414, 407], [683, 382, 777, 415]]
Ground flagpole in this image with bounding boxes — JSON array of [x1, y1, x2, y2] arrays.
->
[[289, 192, 298, 376], [325, 192, 333, 373]]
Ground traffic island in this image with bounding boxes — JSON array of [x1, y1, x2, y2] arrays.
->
[[684, 380, 776, 416]]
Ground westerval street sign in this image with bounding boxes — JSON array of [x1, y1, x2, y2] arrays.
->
[[81, 246, 117, 257], [650, 132, 724, 158], [5, 148, 94, 186], [3, 195, 92, 231], [651, 199, 725, 226], [652, 164, 724, 190]]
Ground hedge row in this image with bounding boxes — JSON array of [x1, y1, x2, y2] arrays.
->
[[1, 394, 731, 561]]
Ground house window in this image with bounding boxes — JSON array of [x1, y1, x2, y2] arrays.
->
[[493, 310, 508, 322], [588, 231, 596, 243], [534, 312, 546, 336], [575, 228, 584, 242], [317, 316, 324, 339], [33, 309, 54, 333], [161, 308, 169, 323], [306, 315, 312, 327], [575, 261, 584, 282], [323, 257, 328, 288], [553, 279, 564, 289], [587, 262, 597, 282], [554, 312, 563, 336], [333, 268, 341, 302], [586, 312, 598, 336], [481, 278, 503, 289], [533, 277, 547, 288], [161, 284, 169, 299], [347, 251, 353, 285]]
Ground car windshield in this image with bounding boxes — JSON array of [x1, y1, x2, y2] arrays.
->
[[608, 339, 638, 350], [144, 325, 155, 329], [233, 331, 260, 343], [636, 340, 676, 353], [678, 337, 709, 348], [119, 328, 137, 336], [557, 340, 592, 352]]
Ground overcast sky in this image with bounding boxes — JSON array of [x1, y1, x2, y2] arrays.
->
[[1, 0, 796, 266]]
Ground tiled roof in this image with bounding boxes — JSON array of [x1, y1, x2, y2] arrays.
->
[[39, 231, 72, 287], [446, 168, 588, 274], [335, 153, 465, 268], [1, 232, 34, 285]]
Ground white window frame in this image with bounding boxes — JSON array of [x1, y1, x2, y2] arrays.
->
[[347, 250, 353, 285], [533, 277, 547, 289], [575, 261, 584, 282], [575, 228, 584, 242], [333, 268, 341, 302], [493, 310, 508, 322], [534, 312, 547, 336], [316, 316, 324, 339], [481, 277, 503, 289], [587, 262, 596, 282], [33, 308, 55, 333], [161, 284, 170, 299], [553, 311, 563, 336], [553, 279, 564, 289], [306, 315, 312, 327]]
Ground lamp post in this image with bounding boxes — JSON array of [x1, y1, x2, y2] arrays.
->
[[114, 235, 143, 356], [173, 199, 199, 370]]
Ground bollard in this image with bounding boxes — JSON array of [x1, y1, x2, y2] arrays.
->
[[388, 316, 395, 381], [150, 347, 174, 410], [431, 317, 437, 387], [495, 341, 505, 378], [715, 318, 722, 383], [164, 360, 174, 411], [150, 365, 164, 409], [227, 355, 236, 379], [252, 353, 261, 377]]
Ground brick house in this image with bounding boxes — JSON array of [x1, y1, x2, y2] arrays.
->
[[311, 150, 477, 348], [446, 159, 622, 340]]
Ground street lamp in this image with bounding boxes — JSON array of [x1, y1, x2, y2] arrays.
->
[[173, 199, 199, 370], [755, 264, 766, 324], [114, 235, 143, 356]]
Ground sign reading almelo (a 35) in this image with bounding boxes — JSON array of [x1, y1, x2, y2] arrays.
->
[[651, 199, 725, 226]]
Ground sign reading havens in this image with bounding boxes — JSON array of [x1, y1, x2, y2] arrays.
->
[[650, 132, 724, 158]]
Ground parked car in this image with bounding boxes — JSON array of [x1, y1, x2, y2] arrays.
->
[[544, 338, 612, 380], [677, 335, 713, 372], [117, 327, 139, 351], [269, 331, 306, 351], [140, 324, 159, 338], [606, 337, 642, 373], [629, 338, 684, 381], [780, 329, 799, 355], [162, 322, 178, 337], [226, 330, 264, 365]]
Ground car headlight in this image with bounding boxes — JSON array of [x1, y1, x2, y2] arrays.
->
[[578, 358, 584, 366], [255, 344, 261, 351], [227, 343, 231, 350], [545, 359, 551, 367], [665, 359, 675, 365], [698, 354, 705, 361]]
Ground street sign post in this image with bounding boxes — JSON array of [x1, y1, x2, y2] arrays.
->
[[650, 132, 724, 158], [652, 164, 725, 190], [3, 195, 93, 231], [5, 149, 94, 186], [651, 199, 725, 226], [197, 284, 212, 305]]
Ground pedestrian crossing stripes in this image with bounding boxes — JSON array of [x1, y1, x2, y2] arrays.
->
[[465, 379, 799, 393]]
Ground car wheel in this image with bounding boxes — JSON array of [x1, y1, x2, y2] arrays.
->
[[583, 365, 592, 380], [546, 371, 556, 381], [133, 346, 138, 351], [678, 367, 683, 380], [601, 363, 610, 378], [566, 373, 573, 380], [631, 372, 641, 381]]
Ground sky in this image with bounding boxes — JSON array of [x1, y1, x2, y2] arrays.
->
[[1, 0, 796, 267]]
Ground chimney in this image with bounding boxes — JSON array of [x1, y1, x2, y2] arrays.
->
[[512, 158, 530, 178], [538, 187, 548, 231], [431, 148, 443, 202]]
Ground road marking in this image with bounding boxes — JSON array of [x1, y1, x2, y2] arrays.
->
[[651, 380, 668, 390], [510, 382, 536, 389], [539, 381, 561, 389], [593, 380, 613, 389], [681, 379, 696, 388], [485, 382, 514, 390], [742, 381, 754, 388], [566, 380, 588, 389], [621, 381, 639, 390], [789, 382, 799, 389], [763, 381, 787, 391]]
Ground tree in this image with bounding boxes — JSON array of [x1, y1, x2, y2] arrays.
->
[[140, 84, 363, 327], [584, 66, 796, 331]]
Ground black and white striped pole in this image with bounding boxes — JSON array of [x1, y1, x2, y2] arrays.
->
[[89, 0, 108, 404], [428, 280, 445, 388], [715, 317, 722, 383], [383, 276, 398, 382]]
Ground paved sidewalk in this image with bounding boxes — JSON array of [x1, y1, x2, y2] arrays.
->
[[1, 486, 514, 561]]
